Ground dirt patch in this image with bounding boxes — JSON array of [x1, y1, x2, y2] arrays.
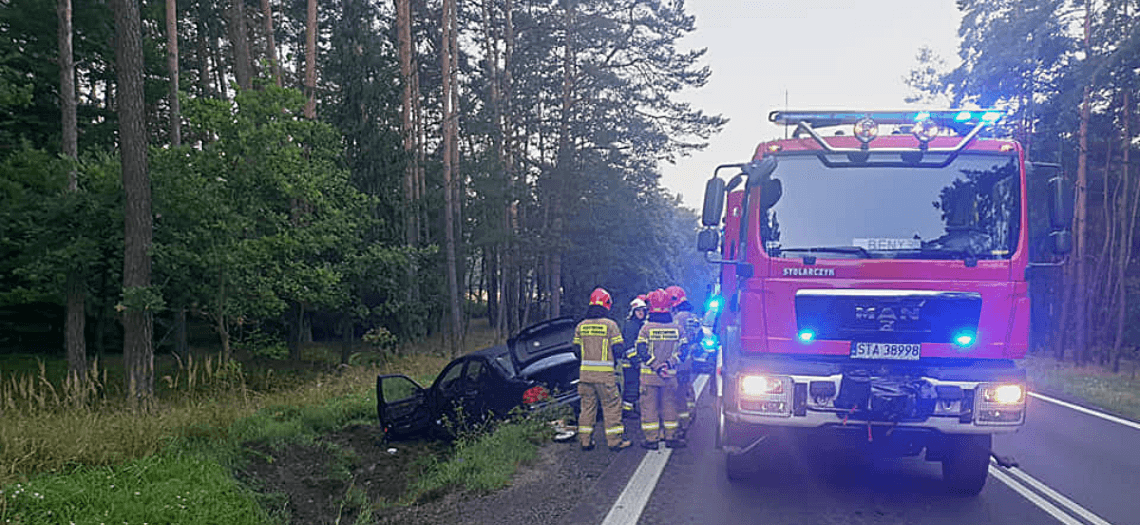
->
[[237, 424, 449, 525], [239, 422, 627, 525]]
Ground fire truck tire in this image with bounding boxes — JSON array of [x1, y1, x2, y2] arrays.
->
[[725, 451, 756, 481], [942, 434, 991, 496]]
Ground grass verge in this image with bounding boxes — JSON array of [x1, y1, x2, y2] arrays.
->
[[1022, 353, 1140, 422], [0, 319, 555, 523], [407, 413, 552, 504], [0, 453, 268, 525]]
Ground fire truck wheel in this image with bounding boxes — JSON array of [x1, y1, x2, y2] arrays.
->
[[725, 451, 756, 481], [942, 434, 991, 496]]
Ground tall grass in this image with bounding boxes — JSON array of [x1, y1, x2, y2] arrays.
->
[[0, 350, 449, 487], [1022, 353, 1140, 421]]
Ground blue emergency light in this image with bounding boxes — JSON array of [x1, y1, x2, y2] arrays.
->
[[706, 295, 723, 313]]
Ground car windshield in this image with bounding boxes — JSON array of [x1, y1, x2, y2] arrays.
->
[[491, 349, 517, 378], [758, 152, 1020, 260]]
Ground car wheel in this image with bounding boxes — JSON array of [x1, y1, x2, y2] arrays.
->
[[942, 434, 991, 496]]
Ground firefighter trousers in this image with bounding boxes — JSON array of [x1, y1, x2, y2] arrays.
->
[[622, 366, 640, 414], [640, 382, 678, 443], [578, 382, 624, 447], [675, 369, 695, 430]]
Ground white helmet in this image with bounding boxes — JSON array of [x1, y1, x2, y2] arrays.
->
[[630, 298, 647, 309]]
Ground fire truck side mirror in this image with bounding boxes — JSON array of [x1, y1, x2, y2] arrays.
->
[[759, 178, 783, 209], [1050, 230, 1072, 255], [1048, 175, 1073, 231], [702, 177, 726, 227], [697, 229, 720, 252]]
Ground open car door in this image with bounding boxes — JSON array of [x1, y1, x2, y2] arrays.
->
[[376, 374, 432, 439]]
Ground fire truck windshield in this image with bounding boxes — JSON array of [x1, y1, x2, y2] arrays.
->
[[759, 153, 1020, 261]]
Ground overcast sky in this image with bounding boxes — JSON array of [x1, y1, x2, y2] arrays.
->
[[659, 0, 965, 209]]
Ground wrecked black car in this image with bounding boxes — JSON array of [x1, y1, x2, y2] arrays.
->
[[377, 316, 580, 440]]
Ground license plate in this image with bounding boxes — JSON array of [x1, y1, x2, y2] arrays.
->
[[851, 342, 921, 360]]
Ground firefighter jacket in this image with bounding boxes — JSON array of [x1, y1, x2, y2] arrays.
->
[[673, 310, 701, 367], [621, 316, 646, 368], [637, 321, 681, 387], [574, 317, 624, 384]]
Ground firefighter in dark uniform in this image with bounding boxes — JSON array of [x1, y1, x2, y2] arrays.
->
[[621, 295, 648, 418], [574, 288, 632, 451], [637, 289, 685, 449], [667, 285, 701, 437]]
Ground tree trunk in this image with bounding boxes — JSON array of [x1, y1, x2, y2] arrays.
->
[[259, 0, 281, 86], [174, 303, 188, 358], [550, 1, 576, 319], [340, 314, 353, 365], [304, 0, 317, 118], [197, 14, 211, 97], [397, 0, 417, 246], [441, 0, 463, 356], [1074, 0, 1092, 365], [228, 0, 252, 90], [216, 275, 231, 362], [59, 0, 87, 386], [1113, 89, 1136, 372], [165, 0, 181, 146], [113, 0, 155, 407]]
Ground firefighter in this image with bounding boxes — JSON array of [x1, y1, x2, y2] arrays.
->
[[573, 288, 632, 452], [637, 289, 685, 449], [667, 285, 702, 438], [621, 295, 649, 418]]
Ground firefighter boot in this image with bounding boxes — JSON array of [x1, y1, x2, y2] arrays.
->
[[610, 439, 632, 452]]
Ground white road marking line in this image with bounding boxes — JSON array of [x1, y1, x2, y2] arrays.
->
[[1028, 392, 1140, 431], [1000, 463, 1114, 525], [601, 374, 708, 525], [989, 467, 1085, 525]]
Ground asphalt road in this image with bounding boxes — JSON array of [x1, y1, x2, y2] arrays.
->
[[562, 378, 1140, 525]]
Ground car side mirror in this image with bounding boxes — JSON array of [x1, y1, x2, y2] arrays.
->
[[702, 177, 726, 227], [697, 229, 719, 252]]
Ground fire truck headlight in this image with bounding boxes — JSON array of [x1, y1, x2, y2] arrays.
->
[[740, 375, 784, 397], [982, 384, 1025, 405], [797, 330, 815, 342]]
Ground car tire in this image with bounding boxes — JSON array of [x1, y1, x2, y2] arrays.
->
[[942, 434, 991, 496]]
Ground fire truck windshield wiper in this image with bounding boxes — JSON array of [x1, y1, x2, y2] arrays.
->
[[774, 246, 872, 258]]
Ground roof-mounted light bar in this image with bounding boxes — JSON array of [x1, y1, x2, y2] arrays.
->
[[768, 110, 1005, 126], [768, 109, 1005, 154]]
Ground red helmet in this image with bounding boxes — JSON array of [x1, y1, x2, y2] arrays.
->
[[666, 285, 686, 307], [648, 289, 672, 314], [589, 288, 612, 310]]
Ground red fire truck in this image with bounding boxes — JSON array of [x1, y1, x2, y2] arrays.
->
[[697, 110, 1072, 495]]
